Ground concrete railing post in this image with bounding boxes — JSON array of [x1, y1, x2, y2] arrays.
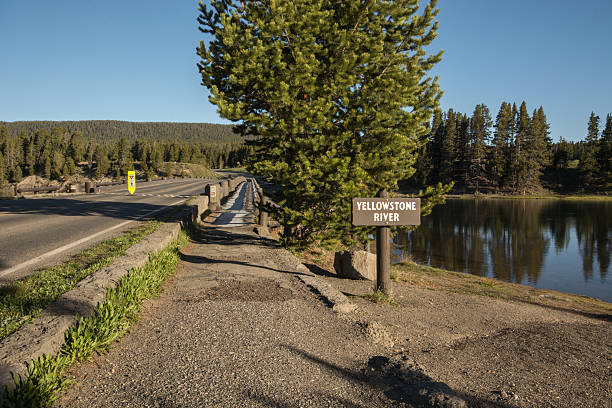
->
[[206, 183, 220, 211], [259, 197, 269, 227], [220, 179, 229, 198]]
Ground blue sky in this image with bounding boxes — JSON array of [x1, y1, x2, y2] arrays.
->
[[0, 0, 610, 142]]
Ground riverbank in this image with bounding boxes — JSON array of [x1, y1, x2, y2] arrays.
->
[[298, 246, 612, 319], [296, 246, 611, 407], [444, 193, 612, 201]]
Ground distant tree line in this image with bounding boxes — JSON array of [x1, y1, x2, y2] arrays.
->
[[0, 124, 250, 184], [412, 102, 612, 194], [0, 120, 242, 144]]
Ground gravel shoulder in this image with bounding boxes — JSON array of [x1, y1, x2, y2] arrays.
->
[[56, 226, 438, 407]]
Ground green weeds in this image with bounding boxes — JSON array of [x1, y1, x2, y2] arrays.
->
[[0, 221, 160, 341], [1, 231, 188, 407], [362, 290, 398, 306]]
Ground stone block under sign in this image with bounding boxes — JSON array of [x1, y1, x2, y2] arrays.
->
[[352, 197, 420, 226]]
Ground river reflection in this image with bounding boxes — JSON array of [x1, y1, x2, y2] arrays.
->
[[395, 199, 612, 302]]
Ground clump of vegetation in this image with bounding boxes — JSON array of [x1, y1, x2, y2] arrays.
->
[[1, 232, 188, 407], [0, 221, 160, 341], [362, 290, 398, 306]]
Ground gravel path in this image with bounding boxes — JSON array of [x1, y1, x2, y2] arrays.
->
[[57, 214, 451, 406]]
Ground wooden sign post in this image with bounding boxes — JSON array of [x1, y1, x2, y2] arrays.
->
[[352, 189, 421, 295]]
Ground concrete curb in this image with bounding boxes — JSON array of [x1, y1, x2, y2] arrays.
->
[[297, 272, 358, 314], [0, 220, 184, 396]]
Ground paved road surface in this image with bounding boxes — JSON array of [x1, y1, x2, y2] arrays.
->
[[0, 178, 210, 284]]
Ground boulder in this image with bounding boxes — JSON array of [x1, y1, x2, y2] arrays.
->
[[334, 250, 376, 281]]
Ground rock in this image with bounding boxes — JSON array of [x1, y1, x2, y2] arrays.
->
[[333, 250, 376, 280]]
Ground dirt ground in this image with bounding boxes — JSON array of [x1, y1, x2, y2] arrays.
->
[[303, 264, 611, 408]]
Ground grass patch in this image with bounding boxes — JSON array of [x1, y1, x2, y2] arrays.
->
[[393, 261, 612, 318], [362, 290, 398, 306], [0, 221, 160, 342], [1, 231, 188, 407]]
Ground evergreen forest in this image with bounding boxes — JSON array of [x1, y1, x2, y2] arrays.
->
[[411, 102, 612, 194], [0, 121, 250, 185]]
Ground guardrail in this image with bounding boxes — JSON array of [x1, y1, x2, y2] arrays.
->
[[16, 186, 61, 194], [251, 177, 280, 229], [11, 175, 212, 197]]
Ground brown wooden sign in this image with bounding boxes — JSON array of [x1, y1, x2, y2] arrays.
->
[[352, 197, 421, 226]]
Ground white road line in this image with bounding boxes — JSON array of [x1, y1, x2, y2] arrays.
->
[[0, 198, 186, 280]]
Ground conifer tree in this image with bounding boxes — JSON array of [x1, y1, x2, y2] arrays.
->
[[68, 132, 86, 162], [454, 112, 471, 187], [468, 104, 492, 192], [512, 102, 531, 193], [413, 134, 432, 186], [197, 0, 447, 244], [579, 112, 600, 188], [525, 106, 550, 188], [11, 165, 23, 183], [0, 152, 6, 184], [597, 113, 612, 184], [440, 110, 457, 184], [43, 154, 51, 179], [22, 135, 35, 176], [150, 143, 163, 172], [428, 109, 444, 182], [553, 137, 571, 170], [50, 150, 65, 179], [491, 102, 513, 189], [63, 157, 76, 177]]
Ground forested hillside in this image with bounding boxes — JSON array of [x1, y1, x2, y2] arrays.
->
[[0, 120, 242, 144], [0, 121, 250, 185]]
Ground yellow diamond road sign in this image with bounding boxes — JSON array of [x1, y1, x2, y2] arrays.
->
[[127, 171, 136, 195]]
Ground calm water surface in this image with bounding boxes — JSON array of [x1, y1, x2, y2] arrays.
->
[[394, 199, 612, 302]]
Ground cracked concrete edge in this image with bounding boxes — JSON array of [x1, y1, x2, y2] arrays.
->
[[0, 213, 190, 397], [280, 253, 357, 314], [297, 274, 358, 314]]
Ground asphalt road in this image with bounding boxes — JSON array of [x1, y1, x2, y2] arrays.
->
[[0, 178, 211, 284]]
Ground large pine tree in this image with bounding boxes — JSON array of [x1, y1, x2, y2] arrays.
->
[[197, 0, 448, 245]]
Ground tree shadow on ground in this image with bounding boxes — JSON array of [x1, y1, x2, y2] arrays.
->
[[0, 198, 175, 221], [192, 227, 280, 248], [271, 345, 520, 408], [178, 252, 311, 278], [302, 262, 337, 278]]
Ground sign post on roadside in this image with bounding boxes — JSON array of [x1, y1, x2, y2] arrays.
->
[[127, 171, 136, 195], [352, 189, 420, 295]]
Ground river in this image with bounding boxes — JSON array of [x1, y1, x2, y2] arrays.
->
[[393, 198, 612, 302]]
